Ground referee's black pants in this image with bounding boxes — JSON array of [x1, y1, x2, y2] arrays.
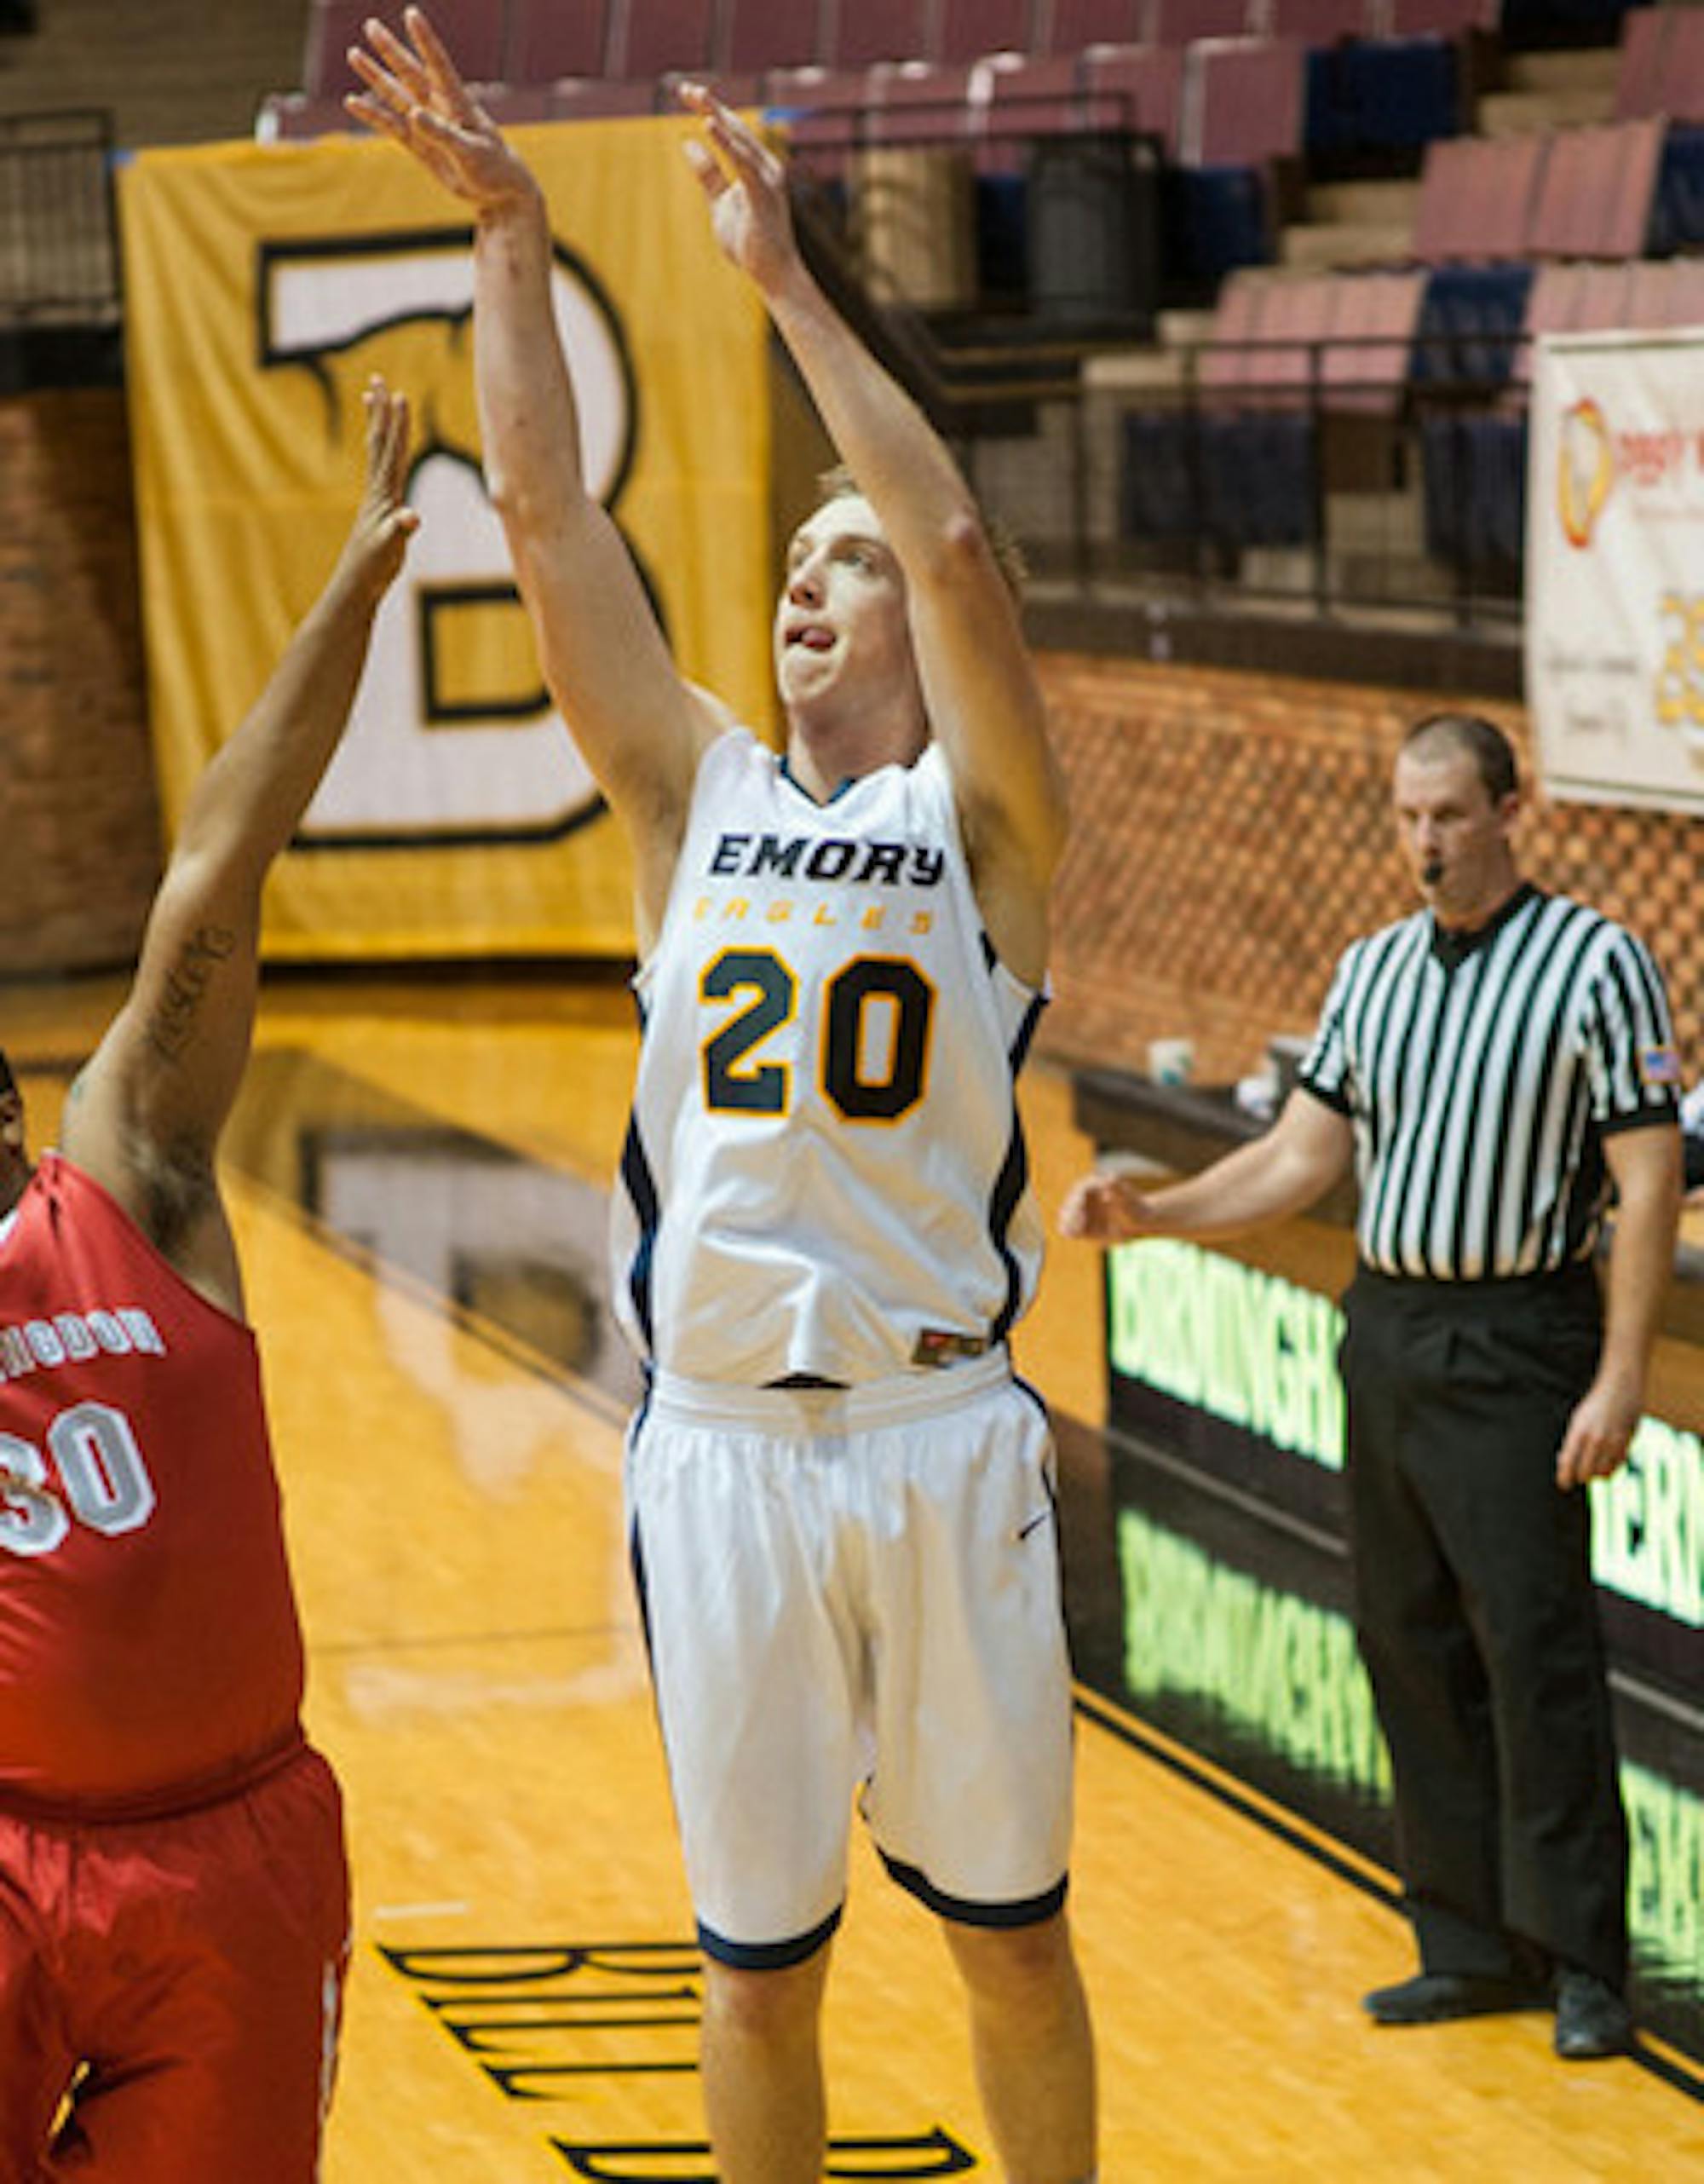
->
[[1340, 1263, 1628, 1989]]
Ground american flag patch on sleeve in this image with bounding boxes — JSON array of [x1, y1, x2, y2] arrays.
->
[[1639, 1046, 1683, 1087]]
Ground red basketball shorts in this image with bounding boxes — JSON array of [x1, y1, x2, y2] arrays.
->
[[0, 1743, 349, 2181]]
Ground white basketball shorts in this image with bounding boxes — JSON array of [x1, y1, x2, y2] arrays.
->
[[625, 1351, 1075, 1968]]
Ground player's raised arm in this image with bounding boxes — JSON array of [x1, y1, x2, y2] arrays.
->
[[678, 84, 1067, 982], [60, 381, 418, 1313], [347, 9, 714, 936]]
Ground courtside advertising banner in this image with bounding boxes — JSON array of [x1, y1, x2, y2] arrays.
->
[[1527, 328, 1704, 814], [120, 121, 773, 959]]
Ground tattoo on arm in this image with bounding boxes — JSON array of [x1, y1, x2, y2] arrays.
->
[[145, 925, 239, 1064]]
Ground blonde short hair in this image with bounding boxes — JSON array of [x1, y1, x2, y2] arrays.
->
[[814, 464, 1028, 604]]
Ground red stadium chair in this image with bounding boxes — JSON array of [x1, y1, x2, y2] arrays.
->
[[934, 0, 1035, 62], [982, 51, 1084, 171], [1079, 42, 1187, 158], [257, 90, 360, 139], [860, 60, 983, 149], [613, 0, 720, 80], [1191, 38, 1305, 168], [659, 67, 767, 108], [1148, 0, 1252, 44], [302, 1, 371, 101], [1383, 0, 1496, 32], [1268, 0, 1372, 45], [1321, 268, 1425, 414], [505, 0, 612, 84], [1035, 0, 1147, 53], [482, 82, 558, 124], [1625, 6, 1704, 126], [725, 0, 825, 75], [409, 0, 508, 84], [1248, 274, 1338, 411], [1527, 119, 1661, 262], [826, 0, 931, 69], [1413, 133, 1547, 262], [1199, 268, 1273, 398], [765, 64, 878, 179], [549, 76, 665, 118]]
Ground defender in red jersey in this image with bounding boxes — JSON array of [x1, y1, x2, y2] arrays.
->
[[0, 382, 418, 2179]]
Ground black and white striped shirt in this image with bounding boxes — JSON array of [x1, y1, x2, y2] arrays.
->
[[1299, 885, 1680, 1281]]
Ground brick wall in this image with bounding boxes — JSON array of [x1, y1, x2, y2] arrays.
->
[[1036, 649, 1704, 1086], [0, 386, 158, 974], [11, 414, 1704, 1027]]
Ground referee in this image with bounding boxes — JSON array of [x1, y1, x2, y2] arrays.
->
[[1063, 712, 1682, 2061]]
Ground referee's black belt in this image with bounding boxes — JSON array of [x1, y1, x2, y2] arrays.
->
[[1351, 1259, 1598, 1299]]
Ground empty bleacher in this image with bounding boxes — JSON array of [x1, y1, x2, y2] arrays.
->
[[251, 0, 1704, 622]]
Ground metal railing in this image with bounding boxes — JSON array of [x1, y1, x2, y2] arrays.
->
[[787, 116, 1532, 636], [0, 111, 120, 324]]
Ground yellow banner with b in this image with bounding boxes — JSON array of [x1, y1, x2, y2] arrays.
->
[[120, 118, 773, 959]]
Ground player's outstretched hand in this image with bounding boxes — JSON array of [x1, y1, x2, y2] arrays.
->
[[335, 377, 420, 604], [347, 6, 536, 213], [1059, 1171, 1160, 1244], [677, 83, 801, 297]]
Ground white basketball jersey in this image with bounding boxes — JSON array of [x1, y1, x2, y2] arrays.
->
[[612, 729, 1046, 1386]]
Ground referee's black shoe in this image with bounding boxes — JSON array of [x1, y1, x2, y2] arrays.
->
[[1362, 1969, 1547, 2026], [1553, 1970, 1632, 2060]]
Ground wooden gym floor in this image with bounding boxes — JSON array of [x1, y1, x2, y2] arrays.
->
[[5, 969, 1704, 2180]]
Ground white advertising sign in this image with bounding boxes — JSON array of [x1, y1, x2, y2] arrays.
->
[[1527, 328, 1704, 811]]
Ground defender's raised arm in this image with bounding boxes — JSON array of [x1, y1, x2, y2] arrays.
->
[[61, 380, 417, 1312]]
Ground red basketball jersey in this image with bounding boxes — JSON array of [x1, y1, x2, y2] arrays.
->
[[0, 1154, 307, 1814]]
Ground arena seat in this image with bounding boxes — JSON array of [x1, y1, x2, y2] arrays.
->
[[1528, 118, 1660, 259], [1250, 273, 1339, 407], [1037, 0, 1147, 52], [764, 64, 876, 179], [861, 61, 983, 145], [1320, 268, 1426, 414], [482, 82, 557, 124], [549, 75, 665, 118], [505, 0, 611, 84], [725, 0, 823, 76], [1617, 4, 1704, 125], [1412, 133, 1549, 262], [1162, 274, 1318, 550], [1410, 262, 1533, 387], [1268, 0, 1374, 45], [935, 0, 1035, 63], [613, 0, 720, 80], [396, 0, 509, 84], [257, 90, 357, 139], [1304, 34, 1460, 156], [1120, 409, 1205, 540], [982, 51, 1085, 170], [1166, 162, 1272, 281], [1080, 41, 1187, 157], [1199, 268, 1272, 395], [1190, 38, 1307, 167], [1651, 123, 1704, 253], [659, 67, 766, 108], [826, 0, 932, 69], [302, 1, 372, 101], [1384, 0, 1498, 31], [1626, 254, 1704, 326], [1612, 3, 1667, 121], [1149, 0, 1254, 39]]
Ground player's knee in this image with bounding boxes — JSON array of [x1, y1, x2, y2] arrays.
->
[[703, 1951, 830, 2042], [946, 1909, 1079, 2008]]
